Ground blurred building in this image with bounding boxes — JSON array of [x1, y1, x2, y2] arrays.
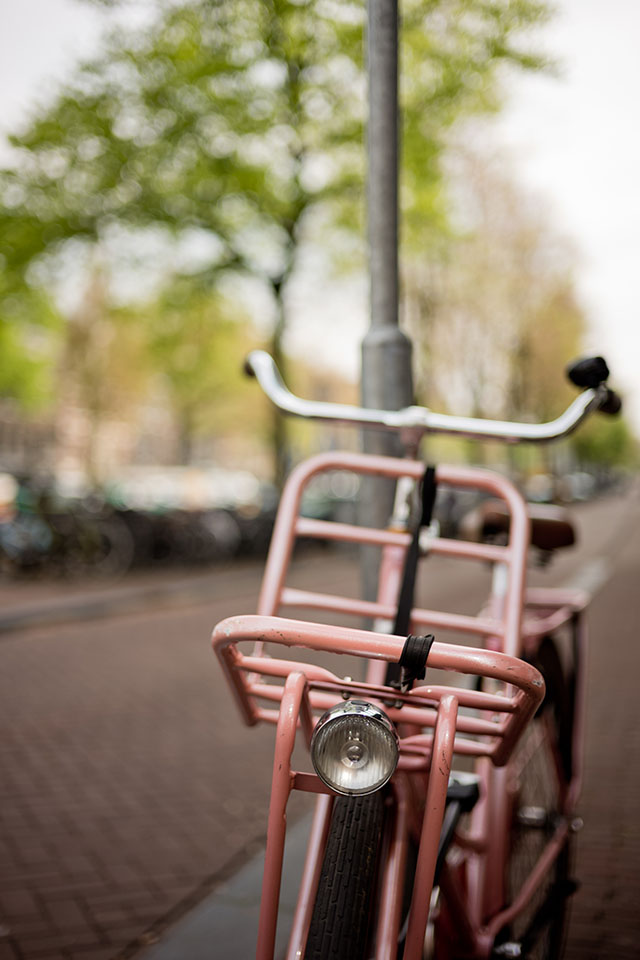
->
[[0, 358, 360, 491], [0, 402, 56, 477]]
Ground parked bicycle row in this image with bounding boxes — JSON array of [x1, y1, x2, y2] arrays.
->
[[0, 461, 625, 580], [0, 473, 278, 579]]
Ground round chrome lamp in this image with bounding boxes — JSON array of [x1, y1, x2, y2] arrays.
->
[[310, 700, 399, 796]]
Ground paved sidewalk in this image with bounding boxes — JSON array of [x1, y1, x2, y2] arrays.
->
[[0, 565, 251, 634], [1, 487, 639, 959], [563, 491, 640, 959], [0, 551, 358, 960]]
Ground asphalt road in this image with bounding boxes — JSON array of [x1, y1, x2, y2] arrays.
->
[[1, 481, 639, 960]]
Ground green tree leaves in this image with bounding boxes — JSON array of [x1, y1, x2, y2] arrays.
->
[[0, 0, 555, 476]]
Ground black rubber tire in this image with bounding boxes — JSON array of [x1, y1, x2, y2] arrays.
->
[[304, 792, 385, 960], [505, 636, 574, 960]]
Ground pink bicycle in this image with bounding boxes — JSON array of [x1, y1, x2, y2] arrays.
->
[[213, 353, 620, 960]]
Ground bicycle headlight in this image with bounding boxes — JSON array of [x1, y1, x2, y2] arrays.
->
[[310, 700, 399, 796]]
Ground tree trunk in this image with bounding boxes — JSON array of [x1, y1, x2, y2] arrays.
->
[[270, 289, 289, 489], [178, 409, 195, 465]]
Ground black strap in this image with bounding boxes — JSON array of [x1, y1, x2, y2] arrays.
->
[[385, 466, 438, 690], [395, 633, 435, 693], [392, 465, 437, 637]]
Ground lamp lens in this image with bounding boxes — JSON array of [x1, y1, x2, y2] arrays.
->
[[311, 701, 398, 795]]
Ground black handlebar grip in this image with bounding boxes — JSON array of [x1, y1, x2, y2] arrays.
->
[[598, 388, 623, 416], [566, 355, 610, 388]]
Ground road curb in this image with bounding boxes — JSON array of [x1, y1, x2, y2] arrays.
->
[[0, 576, 217, 635]]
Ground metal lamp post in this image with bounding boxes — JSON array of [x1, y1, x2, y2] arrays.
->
[[361, 0, 414, 598]]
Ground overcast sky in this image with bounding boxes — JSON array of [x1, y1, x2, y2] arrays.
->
[[494, 0, 640, 427], [1, 0, 639, 426]]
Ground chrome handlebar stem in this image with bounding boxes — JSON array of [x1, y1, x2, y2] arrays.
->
[[246, 350, 606, 446]]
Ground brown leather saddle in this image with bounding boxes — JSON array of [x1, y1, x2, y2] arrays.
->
[[460, 499, 576, 552]]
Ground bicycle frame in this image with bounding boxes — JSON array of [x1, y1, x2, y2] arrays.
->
[[213, 450, 588, 960]]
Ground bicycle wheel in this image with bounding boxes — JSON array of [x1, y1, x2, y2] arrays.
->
[[304, 792, 385, 960], [505, 637, 574, 960]]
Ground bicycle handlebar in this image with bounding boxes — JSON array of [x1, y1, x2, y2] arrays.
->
[[245, 350, 612, 445]]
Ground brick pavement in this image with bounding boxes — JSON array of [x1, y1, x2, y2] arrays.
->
[[0, 547, 379, 960], [0, 488, 639, 959], [563, 485, 640, 959], [0, 558, 291, 960]]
